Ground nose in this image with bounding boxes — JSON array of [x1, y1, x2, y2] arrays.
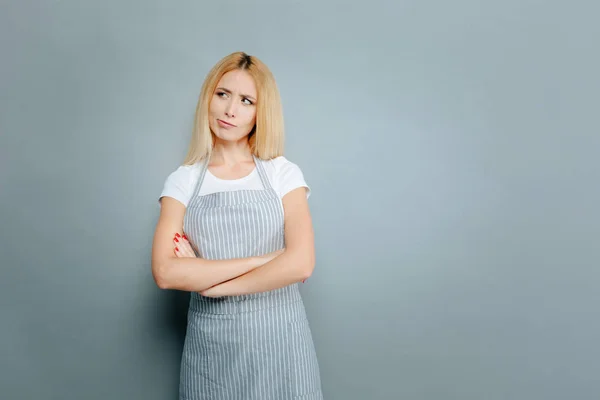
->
[[225, 99, 236, 118]]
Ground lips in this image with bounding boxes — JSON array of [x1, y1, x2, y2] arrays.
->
[[217, 119, 236, 127]]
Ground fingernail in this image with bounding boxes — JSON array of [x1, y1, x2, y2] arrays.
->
[[174, 238, 179, 242], [175, 233, 181, 238], [175, 247, 179, 251], [183, 235, 188, 240]]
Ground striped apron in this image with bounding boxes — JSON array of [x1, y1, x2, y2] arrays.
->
[[179, 156, 323, 400]]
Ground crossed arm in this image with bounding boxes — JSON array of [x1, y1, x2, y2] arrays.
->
[[150, 187, 315, 295]]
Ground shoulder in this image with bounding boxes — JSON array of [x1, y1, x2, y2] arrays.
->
[[262, 156, 311, 199], [167, 163, 200, 178], [261, 155, 299, 173], [158, 162, 203, 207]]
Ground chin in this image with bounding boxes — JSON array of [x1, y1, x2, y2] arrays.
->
[[214, 131, 247, 143]]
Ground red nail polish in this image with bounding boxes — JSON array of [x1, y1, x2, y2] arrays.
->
[[174, 238, 179, 242], [175, 247, 179, 251], [183, 235, 188, 240], [175, 233, 181, 237]]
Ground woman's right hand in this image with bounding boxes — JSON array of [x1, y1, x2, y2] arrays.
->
[[173, 232, 197, 258]]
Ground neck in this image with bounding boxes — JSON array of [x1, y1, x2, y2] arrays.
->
[[211, 138, 253, 166]]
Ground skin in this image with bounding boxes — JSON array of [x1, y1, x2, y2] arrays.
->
[[151, 69, 315, 296]]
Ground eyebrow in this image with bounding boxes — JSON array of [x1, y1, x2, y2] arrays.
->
[[216, 87, 256, 102]]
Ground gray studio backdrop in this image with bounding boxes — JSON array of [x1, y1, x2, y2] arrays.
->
[[1, 1, 599, 399]]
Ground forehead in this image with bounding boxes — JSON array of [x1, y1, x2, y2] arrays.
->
[[217, 69, 257, 96]]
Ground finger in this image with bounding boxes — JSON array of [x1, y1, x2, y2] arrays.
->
[[173, 235, 182, 250], [187, 236, 202, 257], [173, 240, 190, 258], [178, 237, 194, 257], [175, 238, 190, 257], [173, 233, 186, 257], [174, 236, 195, 257], [174, 244, 191, 258]]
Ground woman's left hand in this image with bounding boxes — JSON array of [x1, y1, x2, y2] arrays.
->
[[200, 282, 229, 297], [173, 233, 196, 258], [199, 286, 220, 297]]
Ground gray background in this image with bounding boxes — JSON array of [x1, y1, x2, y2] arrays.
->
[[1, 1, 598, 399]]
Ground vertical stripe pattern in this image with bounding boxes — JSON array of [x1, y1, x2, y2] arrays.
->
[[179, 156, 323, 400]]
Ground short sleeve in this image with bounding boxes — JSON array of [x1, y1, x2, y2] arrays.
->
[[158, 165, 196, 207], [276, 159, 311, 199]]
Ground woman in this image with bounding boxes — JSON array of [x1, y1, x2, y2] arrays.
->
[[151, 51, 323, 399]]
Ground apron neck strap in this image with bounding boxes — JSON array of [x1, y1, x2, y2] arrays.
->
[[253, 155, 275, 192]]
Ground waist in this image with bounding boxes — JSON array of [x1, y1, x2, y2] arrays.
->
[[188, 284, 302, 315]]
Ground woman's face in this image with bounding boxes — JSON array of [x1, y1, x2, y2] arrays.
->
[[209, 69, 257, 144]]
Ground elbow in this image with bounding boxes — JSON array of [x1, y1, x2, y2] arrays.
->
[[152, 261, 171, 290], [155, 277, 170, 290], [301, 268, 313, 281], [299, 251, 315, 280]]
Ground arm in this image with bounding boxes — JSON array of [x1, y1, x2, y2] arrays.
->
[[151, 196, 280, 292], [201, 187, 315, 297]]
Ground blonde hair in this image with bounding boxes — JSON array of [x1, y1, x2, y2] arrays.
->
[[182, 52, 285, 165]]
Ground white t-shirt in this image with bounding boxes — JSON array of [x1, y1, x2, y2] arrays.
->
[[159, 156, 311, 207]]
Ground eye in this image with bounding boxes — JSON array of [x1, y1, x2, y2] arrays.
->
[[216, 91, 228, 98], [242, 98, 253, 105]]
